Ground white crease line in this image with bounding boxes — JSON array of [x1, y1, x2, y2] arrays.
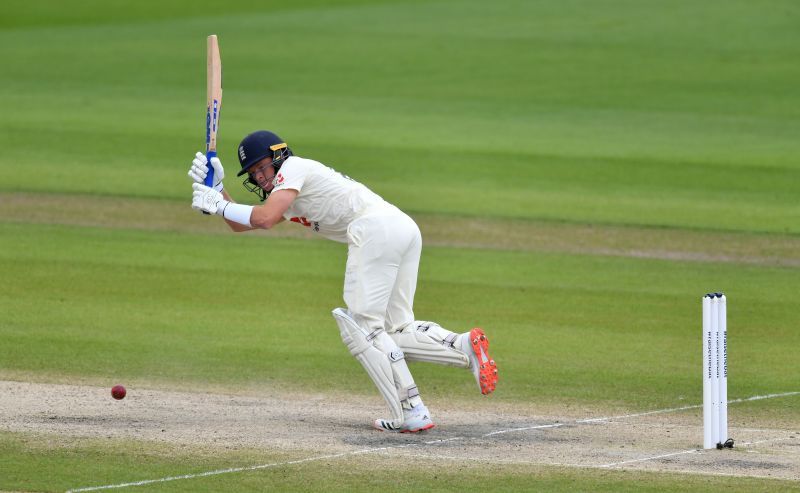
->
[[598, 449, 699, 468], [66, 446, 419, 493], [66, 390, 800, 492], [578, 391, 800, 424], [66, 424, 565, 492], [67, 452, 358, 492], [482, 423, 564, 436], [403, 450, 800, 481], [730, 391, 800, 404], [601, 434, 799, 470], [66, 434, 469, 491], [577, 404, 701, 424]]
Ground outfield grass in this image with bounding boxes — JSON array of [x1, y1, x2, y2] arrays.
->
[[1, 221, 798, 410], [1, 0, 799, 491], [1, 1, 799, 231]]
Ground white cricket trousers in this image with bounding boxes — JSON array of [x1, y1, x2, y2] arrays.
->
[[344, 206, 421, 334]]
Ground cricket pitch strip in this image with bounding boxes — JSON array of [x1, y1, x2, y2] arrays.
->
[[1, 380, 798, 490]]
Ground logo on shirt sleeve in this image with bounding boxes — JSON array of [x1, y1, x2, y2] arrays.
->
[[274, 172, 285, 186], [290, 217, 320, 232]]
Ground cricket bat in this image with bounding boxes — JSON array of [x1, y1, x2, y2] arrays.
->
[[205, 34, 222, 188]]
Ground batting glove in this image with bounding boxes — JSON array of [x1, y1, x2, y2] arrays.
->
[[192, 183, 228, 215], [188, 152, 225, 192]]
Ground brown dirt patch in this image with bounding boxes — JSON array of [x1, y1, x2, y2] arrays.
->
[[2, 380, 798, 484]]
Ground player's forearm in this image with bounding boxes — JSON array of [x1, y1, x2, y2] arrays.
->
[[193, 187, 294, 231], [249, 206, 284, 230], [249, 189, 296, 230], [221, 191, 254, 232]]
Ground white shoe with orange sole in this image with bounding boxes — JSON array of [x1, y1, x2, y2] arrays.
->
[[462, 328, 497, 395], [373, 404, 435, 433]]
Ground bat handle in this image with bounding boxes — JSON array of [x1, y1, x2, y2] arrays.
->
[[202, 150, 217, 215], [204, 150, 216, 187]]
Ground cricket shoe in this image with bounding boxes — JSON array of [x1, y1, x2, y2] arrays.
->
[[373, 404, 435, 433], [462, 328, 497, 395]]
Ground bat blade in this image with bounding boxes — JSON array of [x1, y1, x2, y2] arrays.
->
[[205, 34, 222, 188]]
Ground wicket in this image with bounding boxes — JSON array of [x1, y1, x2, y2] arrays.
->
[[702, 292, 733, 449]]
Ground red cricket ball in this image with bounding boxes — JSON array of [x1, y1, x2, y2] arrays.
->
[[111, 385, 127, 400]]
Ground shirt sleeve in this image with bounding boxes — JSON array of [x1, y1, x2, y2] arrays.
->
[[272, 158, 306, 193]]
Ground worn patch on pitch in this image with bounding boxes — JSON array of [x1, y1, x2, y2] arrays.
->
[[1, 380, 798, 482]]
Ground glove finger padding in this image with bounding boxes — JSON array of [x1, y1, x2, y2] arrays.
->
[[209, 157, 225, 181], [190, 189, 207, 211], [191, 183, 225, 215], [191, 195, 204, 211], [188, 152, 208, 183], [188, 167, 206, 183], [188, 152, 224, 191]]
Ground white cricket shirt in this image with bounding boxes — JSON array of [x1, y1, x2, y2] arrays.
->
[[271, 156, 390, 242]]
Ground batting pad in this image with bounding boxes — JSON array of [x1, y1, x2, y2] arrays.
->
[[391, 321, 470, 368], [333, 308, 407, 425]]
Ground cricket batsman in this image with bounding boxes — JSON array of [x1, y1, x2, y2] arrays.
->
[[189, 130, 498, 432]]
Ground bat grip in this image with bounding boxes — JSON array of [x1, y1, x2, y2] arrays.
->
[[204, 150, 217, 187], [202, 150, 217, 215]]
